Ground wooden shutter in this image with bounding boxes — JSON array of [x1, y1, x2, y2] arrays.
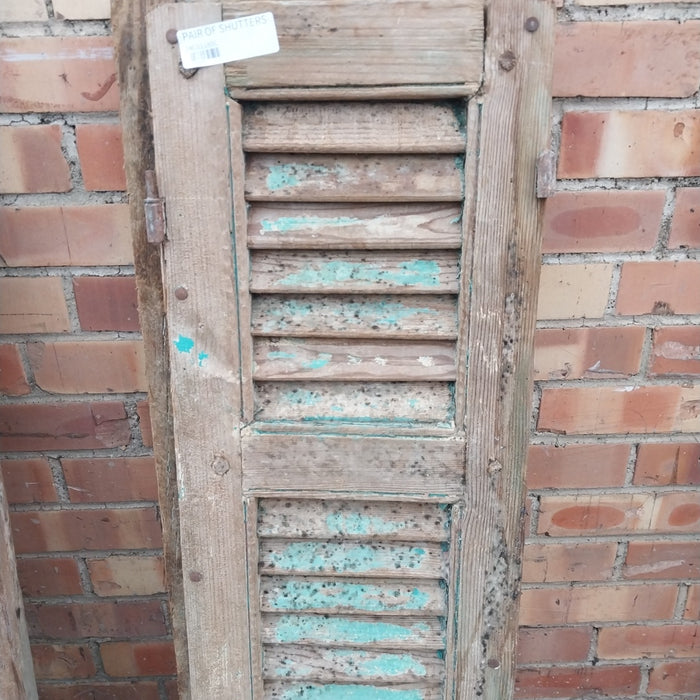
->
[[146, 2, 553, 697]]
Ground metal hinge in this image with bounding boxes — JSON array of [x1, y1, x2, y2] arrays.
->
[[536, 149, 556, 199], [144, 170, 166, 244]]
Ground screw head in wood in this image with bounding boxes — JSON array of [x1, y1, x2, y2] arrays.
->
[[498, 50, 517, 72], [166, 28, 178, 44], [487, 658, 501, 669], [174, 286, 188, 301], [189, 571, 203, 582], [524, 16, 539, 33]]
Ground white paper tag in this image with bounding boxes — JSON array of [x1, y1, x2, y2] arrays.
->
[[177, 12, 279, 69]]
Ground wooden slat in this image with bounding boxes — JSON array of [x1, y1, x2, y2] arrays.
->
[[248, 203, 463, 250], [262, 613, 445, 649], [260, 540, 446, 578], [254, 381, 455, 426], [257, 499, 450, 541], [245, 154, 464, 202], [242, 434, 464, 496], [250, 251, 460, 294], [242, 102, 466, 154], [223, 0, 483, 97], [265, 682, 444, 699], [252, 295, 458, 339], [254, 338, 456, 381], [260, 577, 447, 615], [147, 5, 252, 697], [263, 647, 445, 682]]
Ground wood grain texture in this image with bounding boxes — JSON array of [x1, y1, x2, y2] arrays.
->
[[264, 682, 444, 699], [457, 1, 555, 698], [242, 434, 464, 496], [248, 203, 463, 250], [147, 5, 252, 697], [245, 154, 464, 202], [111, 0, 188, 693], [0, 476, 37, 700], [242, 101, 467, 153], [223, 0, 483, 97]]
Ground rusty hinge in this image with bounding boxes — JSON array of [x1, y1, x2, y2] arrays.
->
[[144, 170, 166, 244], [536, 149, 556, 199]]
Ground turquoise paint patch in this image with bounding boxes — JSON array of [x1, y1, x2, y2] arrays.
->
[[260, 215, 360, 232], [268, 351, 296, 360], [282, 388, 321, 407], [197, 352, 208, 367], [325, 512, 405, 537], [302, 352, 332, 370], [266, 163, 344, 191], [277, 259, 441, 289], [327, 650, 427, 678], [269, 580, 429, 613], [174, 335, 194, 354], [267, 542, 426, 574], [281, 684, 424, 700], [274, 615, 429, 645]]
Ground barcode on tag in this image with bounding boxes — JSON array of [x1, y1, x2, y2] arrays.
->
[[177, 12, 279, 69]]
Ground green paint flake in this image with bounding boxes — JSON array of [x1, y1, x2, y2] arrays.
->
[[282, 388, 322, 407], [197, 352, 208, 367], [269, 580, 430, 613], [260, 215, 360, 232], [266, 163, 346, 191], [268, 351, 297, 360], [274, 615, 430, 645], [277, 259, 441, 289], [327, 650, 427, 678], [174, 335, 194, 354], [280, 685, 424, 700], [302, 352, 332, 370], [325, 512, 405, 537]]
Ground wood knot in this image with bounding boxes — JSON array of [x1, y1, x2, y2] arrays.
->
[[211, 453, 231, 476], [498, 51, 517, 72]]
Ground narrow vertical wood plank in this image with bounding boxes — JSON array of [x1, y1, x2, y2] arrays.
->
[[0, 476, 37, 700], [110, 1, 189, 695], [458, 1, 555, 698], [147, 5, 253, 697]]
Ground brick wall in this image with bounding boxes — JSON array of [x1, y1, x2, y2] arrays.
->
[[0, 1, 699, 699]]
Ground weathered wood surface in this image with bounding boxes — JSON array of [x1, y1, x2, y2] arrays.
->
[[250, 251, 460, 294], [248, 203, 463, 250], [246, 154, 464, 202], [253, 381, 455, 427], [111, 0, 188, 694], [243, 102, 467, 153], [257, 499, 451, 541], [261, 613, 445, 649], [147, 4, 252, 697], [242, 434, 465, 496], [263, 646, 445, 682], [0, 476, 37, 700], [264, 682, 444, 699], [252, 294, 458, 339], [223, 0, 483, 98], [254, 338, 456, 381], [457, 1, 555, 698]]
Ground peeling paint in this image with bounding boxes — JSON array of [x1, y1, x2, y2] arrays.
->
[[174, 335, 194, 354], [260, 215, 360, 232], [302, 352, 332, 370], [266, 162, 347, 191], [197, 352, 209, 367], [268, 351, 297, 360], [331, 650, 428, 678], [325, 512, 406, 536], [279, 684, 424, 700]]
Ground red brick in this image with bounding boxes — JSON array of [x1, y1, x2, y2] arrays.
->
[[100, 641, 176, 677], [16, 557, 82, 597], [10, 507, 162, 554], [73, 276, 140, 332], [0, 125, 70, 193], [36, 683, 161, 700], [32, 644, 96, 680], [28, 341, 147, 394], [53, 0, 111, 20], [0, 278, 70, 334], [516, 627, 591, 665], [559, 110, 700, 179], [1, 458, 57, 504], [0, 204, 132, 266], [624, 541, 699, 580], [164, 679, 179, 700], [526, 443, 630, 489], [651, 491, 700, 533], [0, 0, 48, 22], [617, 260, 700, 316], [553, 21, 700, 98], [26, 600, 167, 640], [62, 457, 157, 503], [0, 37, 118, 113], [514, 666, 641, 699], [76, 124, 126, 191], [537, 264, 612, 320], [651, 326, 700, 375], [538, 493, 653, 536], [522, 542, 617, 583], [635, 442, 700, 486], [137, 401, 153, 447], [542, 189, 663, 254], [648, 660, 700, 695], [533, 326, 644, 381], [519, 584, 677, 625], [598, 623, 700, 659], [0, 344, 30, 395], [685, 584, 700, 619], [87, 556, 165, 596], [0, 401, 130, 452], [669, 187, 700, 248], [538, 385, 700, 435]]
